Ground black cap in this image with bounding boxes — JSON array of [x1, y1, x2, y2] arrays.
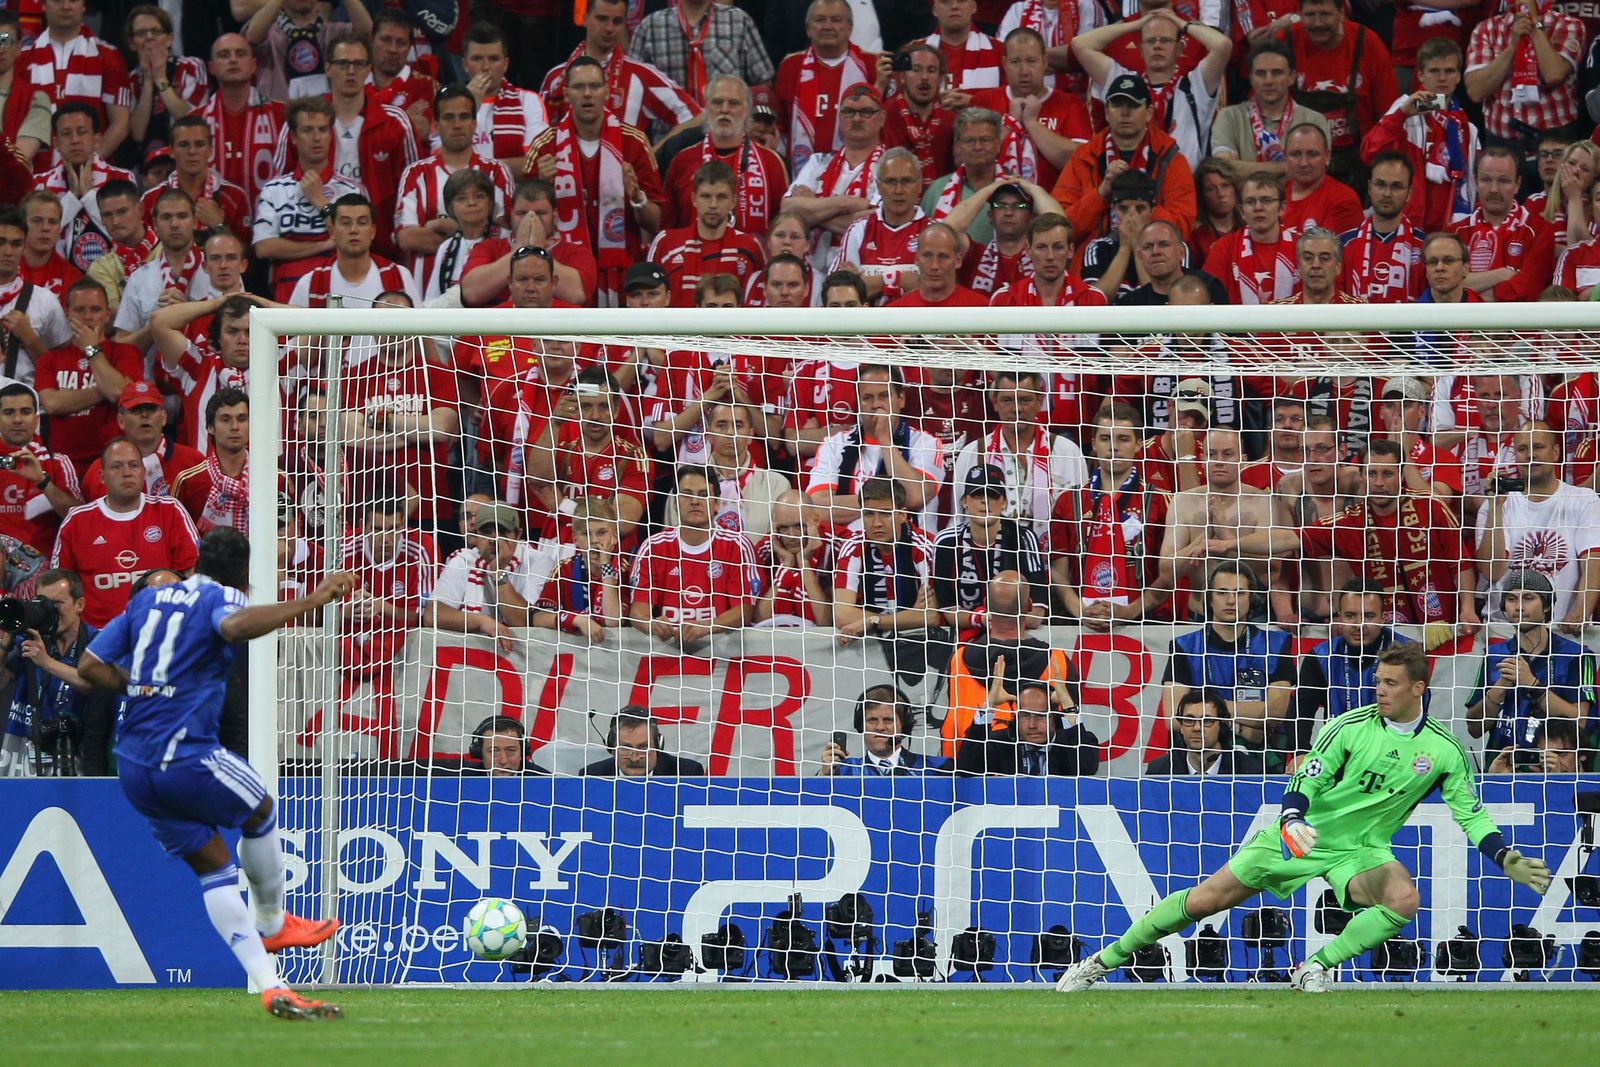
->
[[623, 261, 669, 292], [987, 182, 1031, 209], [962, 464, 1009, 499], [1106, 73, 1151, 106], [1109, 168, 1158, 205]]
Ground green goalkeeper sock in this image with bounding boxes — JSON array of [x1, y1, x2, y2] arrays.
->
[[1309, 905, 1410, 970], [1099, 889, 1195, 969]]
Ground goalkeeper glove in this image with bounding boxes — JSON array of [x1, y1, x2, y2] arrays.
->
[[1498, 849, 1552, 895], [1280, 815, 1318, 860]]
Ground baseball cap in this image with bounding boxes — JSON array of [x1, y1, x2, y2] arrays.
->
[[623, 261, 670, 293], [473, 501, 523, 535], [840, 83, 883, 108], [1105, 74, 1151, 106], [1109, 168, 1158, 205], [1174, 379, 1213, 415], [118, 380, 162, 411], [962, 464, 1009, 500], [750, 85, 778, 123], [1381, 376, 1428, 403], [987, 182, 1031, 209]]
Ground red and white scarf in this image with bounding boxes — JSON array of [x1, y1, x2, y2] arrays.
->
[[1233, 229, 1298, 304], [1510, 0, 1553, 101], [791, 45, 872, 170], [1463, 201, 1531, 271], [114, 229, 159, 278], [817, 143, 883, 200], [674, 1, 713, 105], [550, 110, 630, 269], [1348, 215, 1417, 300], [983, 425, 1054, 525], [199, 452, 249, 533], [997, 112, 1037, 182], [930, 165, 967, 220], [1102, 130, 1153, 174], [701, 135, 768, 232], [1247, 98, 1296, 163], [1018, 0, 1069, 47], [158, 244, 204, 294]]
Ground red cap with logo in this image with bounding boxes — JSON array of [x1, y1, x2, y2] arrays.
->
[[118, 381, 162, 411]]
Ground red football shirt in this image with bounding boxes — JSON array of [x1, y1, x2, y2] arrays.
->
[[1299, 499, 1471, 624], [33, 341, 144, 471], [51, 495, 200, 626], [1281, 177, 1365, 236], [645, 226, 767, 307], [339, 357, 459, 522], [629, 527, 759, 624]]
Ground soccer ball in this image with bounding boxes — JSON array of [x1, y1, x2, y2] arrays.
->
[[464, 898, 527, 960]]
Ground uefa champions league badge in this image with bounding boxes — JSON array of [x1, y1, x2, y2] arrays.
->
[[603, 209, 626, 243], [1301, 757, 1325, 779], [1412, 754, 1433, 776]]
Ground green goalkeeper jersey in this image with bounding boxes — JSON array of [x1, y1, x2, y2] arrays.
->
[[1286, 706, 1499, 852]]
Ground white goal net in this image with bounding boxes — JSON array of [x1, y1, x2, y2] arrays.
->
[[247, 303, 1596, 986]]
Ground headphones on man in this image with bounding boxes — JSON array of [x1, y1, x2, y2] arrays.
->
[[853, 685, 915, 739], [606, 705, 663, 751], [468, 715, 525, 763]]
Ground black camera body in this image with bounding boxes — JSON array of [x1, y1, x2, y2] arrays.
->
[[1185, 923, 1228, 982], [640, 934, 700, 977], [574, 907, 627, 951], [0, 594, 59, 638], [950, 926, 995, 975], [891, 51, 913, 72], [1435, 925, 1480, 978], [701, 922, 747, 973]]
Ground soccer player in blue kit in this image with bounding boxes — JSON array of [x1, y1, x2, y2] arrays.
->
[[79, 528, 357, 1020]]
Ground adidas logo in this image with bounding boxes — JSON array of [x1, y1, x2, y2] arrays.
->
[[93, 535, 107, 545], [228, 932, 249, 946], [1383, 749, 1401, 761]]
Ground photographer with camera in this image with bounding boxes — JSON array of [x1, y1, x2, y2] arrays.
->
[[1487, 718, 1588, 774], [0, 568, 112, 777], [1466, 568, 1596, 766]]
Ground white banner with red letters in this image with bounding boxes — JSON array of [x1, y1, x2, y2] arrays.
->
[[276, 624, 1490, 776]]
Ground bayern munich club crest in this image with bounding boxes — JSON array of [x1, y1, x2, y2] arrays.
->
[[1412, 754, 1433, 776], [1088, 561, 1116, 593], [143, 526, 162, 543], [603, 209, 626, 243]]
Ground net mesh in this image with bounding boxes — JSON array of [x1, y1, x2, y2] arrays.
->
[[257, 309, 1595, 985]]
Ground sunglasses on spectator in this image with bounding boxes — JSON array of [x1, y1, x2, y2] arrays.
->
[[512, 245, 554, 263]]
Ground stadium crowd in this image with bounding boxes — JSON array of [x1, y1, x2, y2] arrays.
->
[[0, 0, 1598, 778]]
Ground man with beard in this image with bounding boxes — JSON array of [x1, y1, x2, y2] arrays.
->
[[661, 75, 786, 232], [1450, 145, 1555, 303], [1339, 153, 1426, 303]]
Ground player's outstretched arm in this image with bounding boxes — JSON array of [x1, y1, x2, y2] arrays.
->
[[1439, 735, 1552, 895], [219, 573, 358, 643]]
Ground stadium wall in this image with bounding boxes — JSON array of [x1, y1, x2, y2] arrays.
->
[[0, 777, 1590, 988]]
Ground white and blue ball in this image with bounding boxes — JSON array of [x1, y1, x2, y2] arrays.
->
[[464, 898, 527, 960]]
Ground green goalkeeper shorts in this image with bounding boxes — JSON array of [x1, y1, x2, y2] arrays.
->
[[1228, 825, 1398, 910]]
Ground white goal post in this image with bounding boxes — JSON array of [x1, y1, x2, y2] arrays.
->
[[244, 301, 1597, 986]]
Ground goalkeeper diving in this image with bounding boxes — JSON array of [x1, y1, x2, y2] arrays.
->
[[1057, 642, 1552, 993]]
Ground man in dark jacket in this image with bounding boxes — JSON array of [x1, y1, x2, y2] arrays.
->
[[1145, 687, 1265, 776], [956, 677, 1099, 776], [583, 705, 707, 776]]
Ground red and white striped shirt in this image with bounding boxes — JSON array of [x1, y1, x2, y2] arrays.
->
[[541, 47, 695, 131], [830, 209, 928, 302], [836, 527, 936, 611], [394, 151, 515, 237], [645, 225, 767, 307], [1338, 217, 1426, 303], [1555, 235, 1600, 296], [924, 30, 1003, 91], [476, 81, 549, 163], [17, 27, 131, 160]]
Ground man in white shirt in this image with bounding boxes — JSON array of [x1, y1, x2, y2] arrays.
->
[[1477, 421, 1600, 631], [807, 363, 945, 532], [952, 368, 1085, 538], [0, 209, 70, 385], [426, 501, 558, 652]]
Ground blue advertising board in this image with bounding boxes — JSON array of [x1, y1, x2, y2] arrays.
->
[[1, 777, 1594, 988]]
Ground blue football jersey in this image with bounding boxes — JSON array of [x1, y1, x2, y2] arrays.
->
[[88, 575, 249, 768]]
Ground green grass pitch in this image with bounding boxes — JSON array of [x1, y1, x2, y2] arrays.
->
[[4, 988, 1598, 1066]]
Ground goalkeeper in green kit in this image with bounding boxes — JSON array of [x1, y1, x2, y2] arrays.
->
[[1058, 643, 1552, 993]]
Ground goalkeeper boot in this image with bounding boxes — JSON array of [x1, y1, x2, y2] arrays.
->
[[1289, 961, 1332, 994], [262, 987, 342, 1020], [1054, 954, 1111, 993], [261, 913, 340, 954]]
